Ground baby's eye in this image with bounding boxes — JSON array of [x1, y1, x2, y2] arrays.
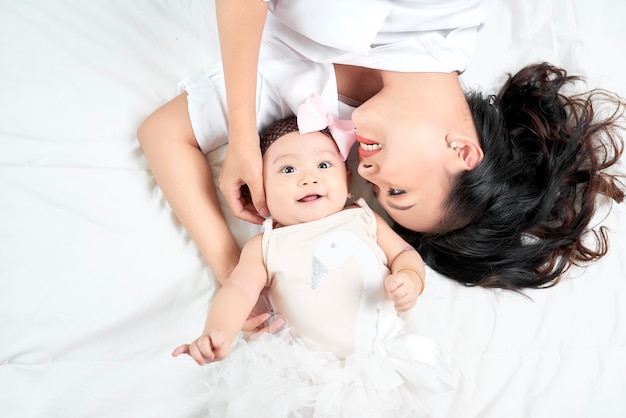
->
[[281, 166, 296, 174], [318, 161, 331, 169], [388, 188, 406, 196]]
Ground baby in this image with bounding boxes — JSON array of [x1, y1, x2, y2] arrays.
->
[[172, 100, 449, 417]]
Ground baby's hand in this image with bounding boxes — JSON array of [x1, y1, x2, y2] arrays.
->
[[172, 331, 230, 365], [384, 270, 423, 312]]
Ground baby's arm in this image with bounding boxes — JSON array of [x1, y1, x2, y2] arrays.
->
[[374, 212, 425, 313], [215, 0, 270, 222], [172, 234, 268, 365]]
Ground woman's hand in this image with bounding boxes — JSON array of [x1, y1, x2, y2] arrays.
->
[[241, 287, 287, 337], [219, 135, 268, 224], [242, 312, 287, 338], [215, 0, 269, 223]]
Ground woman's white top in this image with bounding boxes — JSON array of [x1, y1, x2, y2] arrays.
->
[[180, 0, 494, 154]]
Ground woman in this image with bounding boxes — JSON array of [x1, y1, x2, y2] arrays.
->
[[138, 0, 624, 295]]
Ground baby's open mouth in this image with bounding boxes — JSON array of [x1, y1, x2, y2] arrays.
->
[[298, 194, 321, 202]]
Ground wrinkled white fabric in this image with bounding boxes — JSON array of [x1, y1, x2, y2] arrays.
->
[[181, 0, 494, 154]]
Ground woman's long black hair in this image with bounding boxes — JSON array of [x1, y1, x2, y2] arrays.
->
[[398, 63, 625, 290]]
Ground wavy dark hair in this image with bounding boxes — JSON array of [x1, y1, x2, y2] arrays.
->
[[397, 63, 625, 290]]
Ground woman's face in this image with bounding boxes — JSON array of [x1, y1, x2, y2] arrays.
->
[[352, 83, 465, 233]]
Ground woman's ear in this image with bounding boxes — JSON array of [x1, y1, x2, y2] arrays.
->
[[446, 134, 483, 170]]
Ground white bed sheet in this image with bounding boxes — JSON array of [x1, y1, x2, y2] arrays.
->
[[1, 1, 625, 417]]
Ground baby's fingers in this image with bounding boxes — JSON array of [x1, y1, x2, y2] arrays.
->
[[393, 296, 415, 312], [184, 336, 216, 365], [207, 331, 230, 360], [171, 334, 229, 365], [384, 274, 402, 293], [171, 344, 191, 357]]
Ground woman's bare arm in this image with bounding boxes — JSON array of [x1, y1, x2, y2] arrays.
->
[[215, 0, 270, 222], [137, 93, 240, 284]]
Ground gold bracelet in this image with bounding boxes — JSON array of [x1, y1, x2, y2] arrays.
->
[[392, 266, 425, 296]]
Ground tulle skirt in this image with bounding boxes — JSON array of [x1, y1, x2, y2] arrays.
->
[[203, 316, 453, 418]]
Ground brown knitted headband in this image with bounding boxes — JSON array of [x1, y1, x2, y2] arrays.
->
[[259, 116, 300, 155], [259, 115, 332, 155]]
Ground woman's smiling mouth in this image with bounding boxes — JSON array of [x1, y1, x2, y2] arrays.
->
[[356, 135, 382, 158]]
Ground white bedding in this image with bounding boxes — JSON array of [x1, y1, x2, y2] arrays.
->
[[1, 1, 625, 417]]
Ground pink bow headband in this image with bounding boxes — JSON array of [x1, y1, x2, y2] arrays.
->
[[297, 94, 357, 161]]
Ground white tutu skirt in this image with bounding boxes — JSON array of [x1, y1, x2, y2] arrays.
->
[[203, 314, 453, 418]]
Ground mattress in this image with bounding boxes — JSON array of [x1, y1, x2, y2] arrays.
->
[[1, 1, 625, 417]]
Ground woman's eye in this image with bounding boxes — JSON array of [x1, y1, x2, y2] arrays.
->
[[281, 166, 295, 174], [318, 161, 331, 169], [388, 188, 406, 196]]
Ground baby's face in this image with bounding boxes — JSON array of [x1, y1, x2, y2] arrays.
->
[[263, 131, 349, 227]]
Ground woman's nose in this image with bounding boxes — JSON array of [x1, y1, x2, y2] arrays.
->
[[358, 160, 378, 174]]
